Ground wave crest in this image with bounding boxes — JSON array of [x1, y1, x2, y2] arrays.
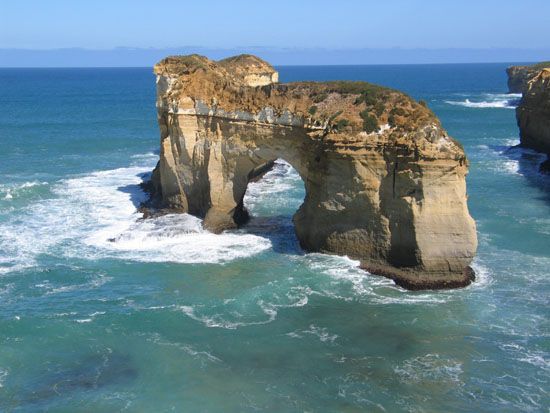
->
[[445, 93, 521, 109]]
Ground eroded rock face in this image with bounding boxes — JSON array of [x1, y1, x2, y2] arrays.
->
[[516, 68, 550, 156], [151, 54, 477, 289], [507, 62, 550, 93]]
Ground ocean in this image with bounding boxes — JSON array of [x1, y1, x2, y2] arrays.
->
[[0, 64, 548, 412]]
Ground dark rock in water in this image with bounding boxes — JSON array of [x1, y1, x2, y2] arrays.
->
[[248, 160, 275, 183], [20, 352, 137, 406], [137, 163, 181, 220], [361, 263, 475, 291], [539, 156, 550, 174]]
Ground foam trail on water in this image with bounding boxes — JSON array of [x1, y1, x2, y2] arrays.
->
[[178, 303, 278, 329], [0, 181, 49, 201], [298, 252, 494, 305], [445, 93, 521, 109], [0, 368, 8, 388], [394, 354, 463, 384]]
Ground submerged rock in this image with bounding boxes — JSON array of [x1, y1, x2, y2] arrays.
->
[[150, 54, 477, 289]]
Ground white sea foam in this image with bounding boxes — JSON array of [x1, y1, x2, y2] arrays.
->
[[178, 301, 277, 329], [145, 332, 222, 364], [34, 274, 111, 295], [89, 212, 271, 264], [287, 324, 338, 343], [243, 159, 303, 211], [486, 138, 549, 177], [499, 342, 550, 372], [0, 181, 48, 201], [467, 261, 493, 290], [0, 283, 13, 297], [0, 153, 272, 274], [518, 352, 550, 372], [394, 354, 463, 383], [131, 152, 158, 159], [0, 367, 8, 388], [68, 164, 271, 263], [445, 93, 521, 109], [503, 138, 521, 147], [304, 254, 454, 305], [0, 151, 494, 311]]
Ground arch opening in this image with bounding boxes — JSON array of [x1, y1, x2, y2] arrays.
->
[[239, 158, 306, 254]]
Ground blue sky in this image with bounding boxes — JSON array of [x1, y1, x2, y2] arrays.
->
[[1, 0, 549, 50]]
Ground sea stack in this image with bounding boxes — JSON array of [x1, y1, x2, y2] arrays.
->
[[150, 54, 478, 290], [511, 66, 550, 172]]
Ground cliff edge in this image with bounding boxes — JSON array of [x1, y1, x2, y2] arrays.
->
[[516, 68, 550, 171], [150, 54, 478, 290], [507, 62, 550, 93]]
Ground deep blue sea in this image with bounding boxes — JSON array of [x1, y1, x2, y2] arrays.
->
[[0, 64, 548, 412]]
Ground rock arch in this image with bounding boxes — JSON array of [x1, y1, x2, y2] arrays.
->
[[150, 54, 477, 289]]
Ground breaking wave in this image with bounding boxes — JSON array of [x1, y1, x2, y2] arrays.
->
[[0, 181, 49, 202], [445, 93, 521, 109], [0, 152, 493, 310], [0, 153, 271, 274]]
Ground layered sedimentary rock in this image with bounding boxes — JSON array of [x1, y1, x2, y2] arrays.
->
[[151, 54, 477, 289], [516, 68, 550, 171], [507, 62, 550, 93]]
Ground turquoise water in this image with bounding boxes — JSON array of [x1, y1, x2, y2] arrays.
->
[[0, 64, 548, 412]]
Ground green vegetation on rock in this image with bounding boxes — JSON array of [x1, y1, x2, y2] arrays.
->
[[530, 61, 550, 70], [360, 110, 379, 133], [336, 118, 350, 131], [312, 93, 328, 103]]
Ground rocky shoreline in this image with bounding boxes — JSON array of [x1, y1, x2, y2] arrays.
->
[[508, 62, 550, 172]]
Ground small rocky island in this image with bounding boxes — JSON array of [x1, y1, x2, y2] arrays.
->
[[507, 62, 550, 171], [149, 54, 478, 290]]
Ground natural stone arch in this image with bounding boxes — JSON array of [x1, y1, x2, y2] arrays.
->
[[150, 54, 477, 289]]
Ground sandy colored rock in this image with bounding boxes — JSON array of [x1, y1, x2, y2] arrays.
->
[[150, 54, 478, 289], [516, 68, 550, 155], [507, 62, 550, 93]]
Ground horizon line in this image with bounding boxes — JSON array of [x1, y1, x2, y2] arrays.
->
[[0, 60, 539, 69]]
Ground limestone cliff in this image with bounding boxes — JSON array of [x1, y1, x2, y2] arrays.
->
[[516, 68, 550, 170], [507, 62, 550, 93], [150, 54, 478, 290]]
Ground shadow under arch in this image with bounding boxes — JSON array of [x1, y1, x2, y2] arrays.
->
[[239, 159, 306, 256]]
